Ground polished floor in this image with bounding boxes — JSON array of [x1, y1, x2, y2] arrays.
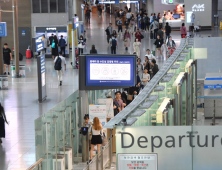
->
[[1, 11, 222, 170]]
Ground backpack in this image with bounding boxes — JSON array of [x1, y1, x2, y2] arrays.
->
[[112, 39, 117, 47], [51, 39, 55, 48], [54, 56, 62, 70]]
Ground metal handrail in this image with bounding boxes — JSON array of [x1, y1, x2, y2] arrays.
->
[[26, 158, 43, 170]]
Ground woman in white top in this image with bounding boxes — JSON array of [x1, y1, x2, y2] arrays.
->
[[88, 117, 103, 161]]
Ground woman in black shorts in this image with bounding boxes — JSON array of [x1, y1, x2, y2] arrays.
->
[[88, 117, 103, 161]]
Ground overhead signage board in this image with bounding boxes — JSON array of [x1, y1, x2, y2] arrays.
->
[[35, 35, 44, 52], [204, 85, 222, 89], [0, 22, 7, 37], [99, 1, 139, 4], [85, 56, 136, 87], [118, 154, 158, 170]]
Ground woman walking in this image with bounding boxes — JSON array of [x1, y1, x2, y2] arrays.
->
[[133, 38, 141, 58], [130, 17, 136, 35], [78, 35, 86, 55], [89, 117, 103, 162], [51, 35, 58, 60], [123, 29, 131, 50], [0, 103, 9, 144], [180, 23, 187, 38]]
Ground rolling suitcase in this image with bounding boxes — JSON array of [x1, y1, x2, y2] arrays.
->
[[150, 31, 154, 39]]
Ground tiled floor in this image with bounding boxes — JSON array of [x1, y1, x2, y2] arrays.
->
[[1, 10, 222, 170]]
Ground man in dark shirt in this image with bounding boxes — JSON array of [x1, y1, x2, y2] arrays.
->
[[86, 8, 91, 23], [151, 59, 159, 77], [113, 91, 124, 111], [154, 35, 163, 58], [165, 22, 171, 42], [3, 43, 12, 75], [59, 35, 66, 57], [49, 34, 54, 45]]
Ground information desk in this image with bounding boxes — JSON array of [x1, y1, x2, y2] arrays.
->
[[166, 19, 185, 30]]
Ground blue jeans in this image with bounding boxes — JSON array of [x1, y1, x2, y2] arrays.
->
[[166, 34, 170, 42]]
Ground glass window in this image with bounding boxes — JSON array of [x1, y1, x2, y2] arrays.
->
[[50, 0, 57, 13], [58, 0, 66, 13], [41, 0, 48, 13], [32, 0, 40, 13]]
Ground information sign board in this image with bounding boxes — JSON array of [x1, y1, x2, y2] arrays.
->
[[86, 56, 136, 87], [35, 35, 44, 52], [118, 154, 158, 170], [37, 55, 47, 102], [74, 17, 79, 29], [0, 22, 7, 37]]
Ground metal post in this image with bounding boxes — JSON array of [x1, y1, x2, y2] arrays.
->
[[194, 60, 197, 119], [172, 98, 176, 125], [81, 5, 85, 33], [54, 117, 58, 170], [109, 129, 113, 168], [100, 146, 103, 170], [12, 0, 19, 77], [177, 85, 182, 125], [164, 111, 168, 126], [75, 102, 79, 161], [96, 150, 99, 170], [190, 66, 194, 125], [45, 122, 49, 170], [0, 2, 3, 75], [71, 19, 76, 68], [63, 110, 65, 170], [185, 73, 188, 125]]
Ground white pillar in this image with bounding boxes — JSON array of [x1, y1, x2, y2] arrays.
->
[[146, 0, 154, 16]]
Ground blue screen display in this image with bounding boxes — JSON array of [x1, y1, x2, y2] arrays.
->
[[86, 56, 135, 87]]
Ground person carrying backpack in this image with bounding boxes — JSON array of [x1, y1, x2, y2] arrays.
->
[[109, 34, 118, 54], [54, 51, 66, 86], [105, 23, 113, 44]]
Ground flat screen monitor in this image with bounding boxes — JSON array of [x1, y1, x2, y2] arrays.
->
[[173, 14, 180, 19], [85, 55, 136, 87]]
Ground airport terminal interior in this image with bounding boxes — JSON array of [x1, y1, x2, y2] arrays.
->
[[1, 0, 222, 170]]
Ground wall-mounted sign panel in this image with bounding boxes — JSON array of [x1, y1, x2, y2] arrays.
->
[[118, 154, 158, 170], [192, 4, 204, 12], [0, 22, 7, 37]]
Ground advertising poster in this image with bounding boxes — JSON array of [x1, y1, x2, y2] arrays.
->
[[89, 105, 107, 127], [69, 24, 78, 47], [97, 98, 114, 118]]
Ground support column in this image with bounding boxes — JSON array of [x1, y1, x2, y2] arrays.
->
[[130, 3, 136, 14], [0, 2, 3, 75], [81, 5, 85, 32], [12, 0, 19, 77], [79, 90, 88, 127], [146, 0, 154, 16], [73, 0, 77, 16]]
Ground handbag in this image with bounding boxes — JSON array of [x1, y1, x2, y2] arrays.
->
[[51, 40, 55, 48], [141, 34, 144, 39], [102, 132, 108, 146]]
